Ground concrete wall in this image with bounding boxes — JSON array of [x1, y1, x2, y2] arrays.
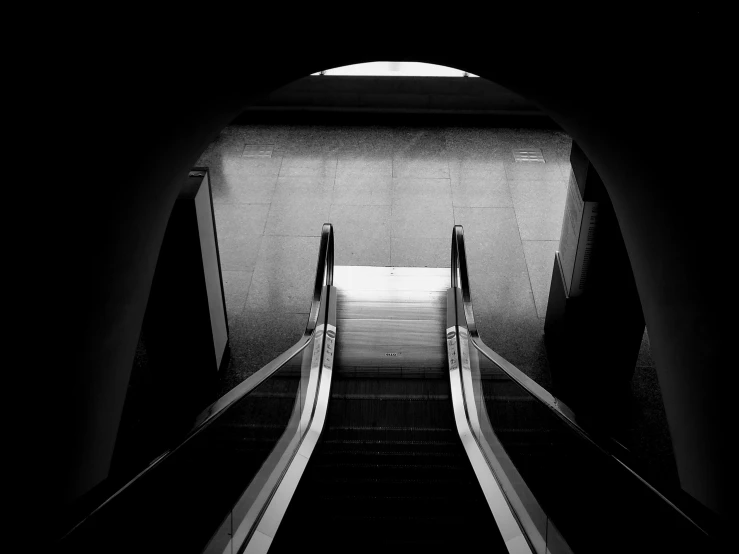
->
[[246, 75, 540, 114]]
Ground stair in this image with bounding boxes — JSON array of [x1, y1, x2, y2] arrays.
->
[[269, 375, 505, 553]]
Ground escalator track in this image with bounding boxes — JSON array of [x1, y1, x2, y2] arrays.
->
[[266, 265, 510, 553], [59, 224, 721, 554]]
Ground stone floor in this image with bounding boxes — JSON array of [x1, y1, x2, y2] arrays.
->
[[199, 125, 571, 390], [190, 122, 673, 484]]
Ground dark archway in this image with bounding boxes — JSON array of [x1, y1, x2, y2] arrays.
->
[[43, 18, 724, 522]]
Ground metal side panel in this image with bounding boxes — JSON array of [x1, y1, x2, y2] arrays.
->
[[452, 287, 571, 554], [458, 325, 572, 554], [446, 289, 533, 554], [242, 287, 337, 554], [203, 326, 324, 554]]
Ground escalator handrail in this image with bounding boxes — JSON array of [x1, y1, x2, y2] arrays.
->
[[450, 224, 712, 540], [62, 223, 335, 542], [193, 223, 334, 429]]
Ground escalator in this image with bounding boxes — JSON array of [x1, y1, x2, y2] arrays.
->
[[267, 265, 508, 553], [58, 224, 720, 553]]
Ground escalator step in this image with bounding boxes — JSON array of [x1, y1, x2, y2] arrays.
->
[[267, 369, 508, 553]]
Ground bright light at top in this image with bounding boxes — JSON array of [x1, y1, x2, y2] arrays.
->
[[312, 62, 478, 77]]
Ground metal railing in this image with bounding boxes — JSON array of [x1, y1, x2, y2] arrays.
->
[[60, 224, 335, 544], [450, 224, 713, 544]]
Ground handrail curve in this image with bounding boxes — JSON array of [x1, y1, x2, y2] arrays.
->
[[61, 223, 335, 542], [195, 223, 334, 429], [450, 224, 712, 541]]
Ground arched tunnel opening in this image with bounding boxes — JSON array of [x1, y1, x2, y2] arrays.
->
[[114, 60, 673, 519], [44, 25, 727, 549]]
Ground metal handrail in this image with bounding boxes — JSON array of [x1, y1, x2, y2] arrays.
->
[[61, 223, 335, 542], [449, 224, 711, 541], [239, 285, 338, 553], [194, 223, 334, 430]]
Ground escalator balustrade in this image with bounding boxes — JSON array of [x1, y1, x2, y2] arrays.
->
[[268, 265, 508, 552], [59, 225, 720, 553]]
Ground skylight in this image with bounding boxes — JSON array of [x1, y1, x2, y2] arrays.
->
[[312, 62, 478, 77]]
